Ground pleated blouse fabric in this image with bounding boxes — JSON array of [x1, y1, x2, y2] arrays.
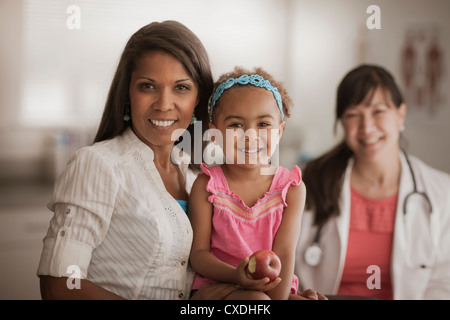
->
[[37, 127, 197, 300]]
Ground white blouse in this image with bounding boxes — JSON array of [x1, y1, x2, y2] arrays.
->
[[37, 127, 197, 300]]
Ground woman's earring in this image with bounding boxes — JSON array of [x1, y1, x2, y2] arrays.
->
[[190, 112, 197, 124], [123, 103, 131, 122]]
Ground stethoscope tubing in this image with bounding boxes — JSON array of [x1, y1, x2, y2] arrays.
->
[[402, 149, 433, 215]]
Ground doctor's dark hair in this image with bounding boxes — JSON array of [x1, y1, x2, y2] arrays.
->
[[94, 20, 213, 150], [303, 64, 405, 227]]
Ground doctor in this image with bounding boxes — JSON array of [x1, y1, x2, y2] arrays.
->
[[295, 65, 450, 299]]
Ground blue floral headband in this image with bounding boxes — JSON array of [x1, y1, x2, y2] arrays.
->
[[208, 74, 284, 121]]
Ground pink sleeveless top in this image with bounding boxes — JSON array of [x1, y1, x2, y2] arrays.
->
[[192, 163, 301, 294]]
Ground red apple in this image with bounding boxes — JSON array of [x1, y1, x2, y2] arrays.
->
[[245, 250, 281, 281]]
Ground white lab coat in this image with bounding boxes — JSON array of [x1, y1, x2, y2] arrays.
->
[[294, 152, 450, 299]]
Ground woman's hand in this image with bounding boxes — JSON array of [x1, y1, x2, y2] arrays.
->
[[40, 276, 125, 300], [235, 257, 281, 292], [190, 283, 241, 300], [297, 288, 328, 300]]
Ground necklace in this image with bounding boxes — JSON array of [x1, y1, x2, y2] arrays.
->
[[353, 168, 380, 189], [364, 178, 378, 188]]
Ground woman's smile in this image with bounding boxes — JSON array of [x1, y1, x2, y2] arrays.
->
[[149, 119, 176, 130]]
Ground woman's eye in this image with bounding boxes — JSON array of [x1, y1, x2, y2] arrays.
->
[[176, 84, 190, 91], [140, 83, 154, 90]]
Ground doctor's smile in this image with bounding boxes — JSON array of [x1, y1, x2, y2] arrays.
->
[[359, 137, 382, 147]]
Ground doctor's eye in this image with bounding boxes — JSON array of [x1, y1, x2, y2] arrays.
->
[[373, 108, 386, 115], [343, 112, 358, 119]]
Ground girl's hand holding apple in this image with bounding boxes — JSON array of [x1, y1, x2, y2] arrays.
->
[[234, 251, 282, 292]]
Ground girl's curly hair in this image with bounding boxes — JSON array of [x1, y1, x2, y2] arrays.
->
[[210, 66, 293, 123]]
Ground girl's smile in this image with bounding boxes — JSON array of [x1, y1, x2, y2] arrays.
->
[[237, 146, 264, 154]]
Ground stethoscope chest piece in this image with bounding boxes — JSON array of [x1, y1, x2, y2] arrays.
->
[[304, 243, 323, 267]]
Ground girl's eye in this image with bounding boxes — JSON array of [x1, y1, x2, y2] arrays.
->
[[228, 123, 242, 128], [258, 122, 271, 127]]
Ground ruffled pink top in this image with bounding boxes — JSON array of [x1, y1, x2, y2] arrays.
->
[[192, 164, 301, 294], [338, 187, 398, 300]]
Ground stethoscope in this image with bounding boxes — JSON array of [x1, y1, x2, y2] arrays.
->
[[304, 150, 433, 267]]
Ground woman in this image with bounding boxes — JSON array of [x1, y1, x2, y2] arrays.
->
[[294, 64, 450, 299], [37, 20, 234, 300]]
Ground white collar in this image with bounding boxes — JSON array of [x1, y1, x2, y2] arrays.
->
[[122, 127, 192, 166]]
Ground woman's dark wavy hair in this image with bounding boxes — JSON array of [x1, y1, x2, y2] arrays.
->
[[93, 21, 213, 163], [302, 64, 405, 226]]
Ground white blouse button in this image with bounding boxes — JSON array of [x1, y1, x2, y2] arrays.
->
[[60, 230, 66, 237], [178, 291, 184, 299], [65, 208, 71, 214]]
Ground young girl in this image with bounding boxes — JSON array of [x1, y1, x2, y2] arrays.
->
[[189, 67, 307, 300]]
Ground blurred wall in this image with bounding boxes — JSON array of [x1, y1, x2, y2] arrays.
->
[[0, 0, 449, 184], [281, 0, 450, 173], [0, 0, 291, 183]]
